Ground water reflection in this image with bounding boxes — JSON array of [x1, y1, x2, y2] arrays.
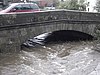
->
[[1, 41, 100, 75]]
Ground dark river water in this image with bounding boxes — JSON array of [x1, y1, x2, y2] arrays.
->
[[0, 41, 100, 75]]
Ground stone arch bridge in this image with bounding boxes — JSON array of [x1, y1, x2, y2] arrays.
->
[[0, 10, 100, 52]]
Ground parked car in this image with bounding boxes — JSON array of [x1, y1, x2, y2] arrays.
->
[[0, 3, 40, 13]]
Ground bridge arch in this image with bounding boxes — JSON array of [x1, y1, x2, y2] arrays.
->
[[21, 30, 94, 49]]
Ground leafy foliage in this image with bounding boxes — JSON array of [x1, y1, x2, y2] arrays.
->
[[95, 0, 100, 12], [57, 0, 86, 11]]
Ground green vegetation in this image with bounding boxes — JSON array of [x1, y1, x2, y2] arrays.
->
[[57, 0, 87, 11], [95, 0, 100, 12]]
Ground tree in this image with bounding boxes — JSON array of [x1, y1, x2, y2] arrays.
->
[[57, 0, 87, 11], [53, 0, 59, 7], [95, 0, 100, 12], [78, 0, 87, 11], [68, 0, 79, 10]]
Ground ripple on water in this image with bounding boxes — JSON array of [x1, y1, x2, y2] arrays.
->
[[1, 41, 100, 75]]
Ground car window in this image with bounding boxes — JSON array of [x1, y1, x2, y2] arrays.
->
[[13, 4, 22, 10], [21, 4, 31, 10], [30, 4, 39, 10]]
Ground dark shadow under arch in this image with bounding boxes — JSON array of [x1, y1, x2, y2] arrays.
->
[[44, 30, 94, 43], [21, 30, 94, 49]]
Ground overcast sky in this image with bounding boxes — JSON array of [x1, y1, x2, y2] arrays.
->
[[87, 0, 96, 5], [87, 0, 96, 11]]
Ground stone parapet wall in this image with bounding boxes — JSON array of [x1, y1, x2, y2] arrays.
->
[[0, 10, 100, 27]]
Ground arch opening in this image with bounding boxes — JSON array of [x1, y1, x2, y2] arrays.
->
[[21, 30, 94, 48]]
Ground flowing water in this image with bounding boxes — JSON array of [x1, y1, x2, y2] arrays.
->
[[0, 41, 100, 75]]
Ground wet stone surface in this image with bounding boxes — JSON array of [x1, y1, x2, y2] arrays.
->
[[0, 41, 100, 75]]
